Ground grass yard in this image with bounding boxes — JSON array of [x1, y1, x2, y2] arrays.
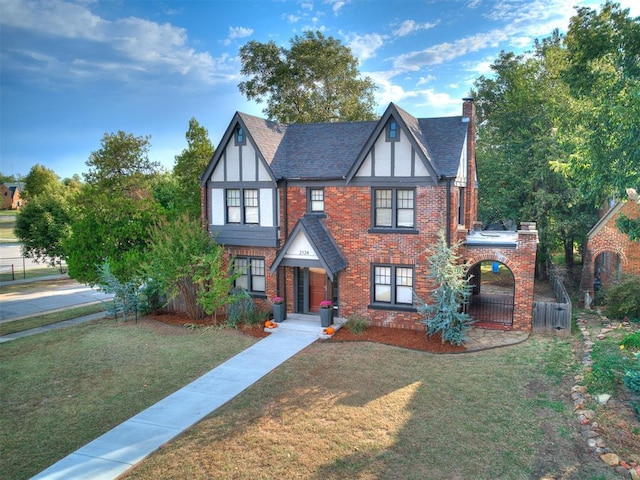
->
[[122, 337, 618, 480], [0, 212, 17, 243], [0, 319, 259, 480]]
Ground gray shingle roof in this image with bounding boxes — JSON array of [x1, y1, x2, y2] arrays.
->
[[230, 103, 468, 181], [270, 214, 348, 280]]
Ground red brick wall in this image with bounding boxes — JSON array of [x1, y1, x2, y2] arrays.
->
[[580, 201, 640, 297], [461, 227, 539, 331]]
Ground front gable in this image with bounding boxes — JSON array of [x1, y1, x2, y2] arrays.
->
[[201, 113, 277, 186], [346, 104, 439, 184]]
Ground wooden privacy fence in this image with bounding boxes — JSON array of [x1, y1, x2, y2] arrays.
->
[[532, 274, 572, 336]]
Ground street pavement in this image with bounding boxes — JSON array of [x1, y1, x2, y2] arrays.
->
[[0, 275, 113, 322]]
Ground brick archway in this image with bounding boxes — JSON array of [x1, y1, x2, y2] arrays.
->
[[465, 260, 515, 327], [461, 233, 537, 331]]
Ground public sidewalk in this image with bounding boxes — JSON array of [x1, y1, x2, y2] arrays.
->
[[32, 324, 321, 480]]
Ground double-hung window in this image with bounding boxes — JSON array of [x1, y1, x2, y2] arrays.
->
[[308, 188, 324, 213], [373, 188, 415, 229], [373, 265, 414, 306], [234, 257, 266, 294], [226, 188, 259, 224]]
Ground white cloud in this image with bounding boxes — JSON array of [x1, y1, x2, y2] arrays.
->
[[393, 19, 439, 37], [344, 32, 387, 62], [417, 75, 436, 85], [223, 26, 254, 46], [324, 0, 348, 15], [393, 30, 504, 71], [0, 0, 223, 87]]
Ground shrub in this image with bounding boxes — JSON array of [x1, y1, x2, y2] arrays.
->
[[345, 314, 369, 334], [621, 331, 640, 351], [584, 339, 635, 394], [605, 275, 640, 321], [226, 288, 254, 328]]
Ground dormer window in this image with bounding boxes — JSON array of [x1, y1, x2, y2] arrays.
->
[[235, 126, 245, 145], [386, 120, 399, 142]]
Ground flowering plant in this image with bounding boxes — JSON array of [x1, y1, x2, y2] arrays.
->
[[272, 296, 284, 305], [319, 300, 333, 309]]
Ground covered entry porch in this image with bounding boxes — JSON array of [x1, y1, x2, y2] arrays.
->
[[271, 215, 347, 317]]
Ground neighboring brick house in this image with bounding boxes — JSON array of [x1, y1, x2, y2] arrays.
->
[[579, 198, 640, 300], [200, 100, 539, 331], [0, 182, 23, 210]]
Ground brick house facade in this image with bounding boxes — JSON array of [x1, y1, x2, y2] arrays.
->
[[1, 182, 23, 210], [200, 100, 539, 331], [579, 199, 640, 299]]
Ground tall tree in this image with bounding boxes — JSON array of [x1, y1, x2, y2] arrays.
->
[[473, 43, 596, 275], [172, 117, 214, 218], [238, 31, 377, 124], [15, 187, 74, 266], [65, 132, 163, 284], [22, 164, 59, 201], [551, 2, 640, 205]]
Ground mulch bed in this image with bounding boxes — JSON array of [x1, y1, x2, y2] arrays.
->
[[148, 312, 464, 353]]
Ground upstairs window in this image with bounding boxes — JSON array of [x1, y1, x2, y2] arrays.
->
[[386, 119, 399, 141], [226, 188, 259, 224], [373, 188, 415, 229], [235, 126, 245, 145], [308, 188, 325, 213]]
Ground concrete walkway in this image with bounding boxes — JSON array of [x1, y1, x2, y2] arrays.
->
[[31, 320, 322, 480]]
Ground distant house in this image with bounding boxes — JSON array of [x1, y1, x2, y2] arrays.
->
[[580, 196, 640, 299], [200, 100, 539, 331], [0, 182, 23, 210]]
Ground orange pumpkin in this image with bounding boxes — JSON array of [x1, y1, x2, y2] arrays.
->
[[265, 320, 272, 328], [271, 323, 278, 328], [325, 327, 335, 335]]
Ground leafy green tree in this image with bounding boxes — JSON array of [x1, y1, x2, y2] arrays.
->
[[65, 132, 163, 284], [22, 164, 59, 201], [14, 188, 73, 266], [0, 172, 18, 183], [173, 117, 214, 218], [473, 43, 596, 274], [552, 2, 640, 206], [144, 214, 238, 320], [415, 230, 474, 346], [239, 30, 377, 123]]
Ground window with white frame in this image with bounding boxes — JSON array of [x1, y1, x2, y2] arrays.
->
[[234, 257, 266, 293], [226, 188, 259, 224], [373, 188, 415, 229], [373, 265, 413, 305], [308, 188, 324, 212]]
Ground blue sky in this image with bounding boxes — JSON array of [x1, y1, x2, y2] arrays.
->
[[2, 0, 638, 181]]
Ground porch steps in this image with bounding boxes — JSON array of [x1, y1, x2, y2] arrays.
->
[[264, 313, 347, 339]]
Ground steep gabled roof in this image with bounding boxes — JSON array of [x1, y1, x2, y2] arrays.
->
[[199, 112, 286, 185], [270, 215, 348, 280], [202, 103, 470, 184], [587, 201, 625, 238]]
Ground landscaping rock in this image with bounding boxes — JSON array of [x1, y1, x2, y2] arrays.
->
[[601, 453, 620, 466], [595, 393, 612, 405]]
